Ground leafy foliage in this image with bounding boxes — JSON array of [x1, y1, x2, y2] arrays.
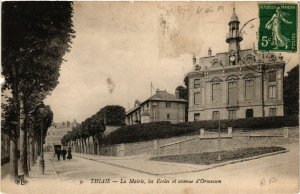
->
[[103, 116, 299, 144], [284, 65, 299, 115], [62, 105, 126, 143], [97, 105, 126, 126]]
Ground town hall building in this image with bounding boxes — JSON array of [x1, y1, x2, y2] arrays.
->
[[187, 8, 285, 121]]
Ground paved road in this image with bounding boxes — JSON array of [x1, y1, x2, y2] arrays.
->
[[52, 154, 158, 182], [1, 143, 298, 194]]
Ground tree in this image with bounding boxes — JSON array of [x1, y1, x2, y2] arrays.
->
[[175, 85, 188, 100], [97, 105, 126, 126], [2, 2, 75, 178], [176, 75, 189, 122], [1, 97, 19, 179], [284, 65, 299, 115]]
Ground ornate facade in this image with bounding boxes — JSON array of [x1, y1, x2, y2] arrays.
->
[[187, 8, 285, 121]]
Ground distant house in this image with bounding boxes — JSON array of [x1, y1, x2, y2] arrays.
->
[[126, 90, 187, 125], [44, 119, 79, 151]]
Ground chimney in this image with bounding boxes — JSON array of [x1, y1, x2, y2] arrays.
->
[[192, 55, 196, 66], [175, 90, 180, 99], [208, 48, 212, 56]]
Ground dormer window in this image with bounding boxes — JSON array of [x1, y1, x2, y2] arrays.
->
[[211, 59, 219, 68], [194, 79, 201, 88]]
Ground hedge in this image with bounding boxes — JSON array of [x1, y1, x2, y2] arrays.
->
[[102, 115, 299, 145]]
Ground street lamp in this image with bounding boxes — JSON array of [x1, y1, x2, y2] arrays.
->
[[39, 107, 46, 175]]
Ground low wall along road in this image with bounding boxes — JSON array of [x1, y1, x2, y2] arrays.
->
[[69, 126, 298, 157]]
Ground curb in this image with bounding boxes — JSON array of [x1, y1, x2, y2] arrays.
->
[[162, 149, 289, 175], [74, 149, 288, 176]]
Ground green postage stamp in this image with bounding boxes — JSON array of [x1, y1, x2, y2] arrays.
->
[[259, 3, 298, 52]]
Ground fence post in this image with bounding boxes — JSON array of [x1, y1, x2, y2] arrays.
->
[[228, 127, 232, 137], [284, 127, 289, 138], [153, 140, 158, 155], [200, 128, 205, 138], [120, 144, 125, 156]]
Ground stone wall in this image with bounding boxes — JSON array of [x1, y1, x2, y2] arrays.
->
[[72, 127, 298, 157]]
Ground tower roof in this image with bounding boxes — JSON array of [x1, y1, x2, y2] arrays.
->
[[229, 7, 239, 23]]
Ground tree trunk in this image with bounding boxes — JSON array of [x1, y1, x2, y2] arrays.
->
[[9, 139, 18, 181], [83, 139, 87, 154], [10, 60, 19, 180], [20, 97, 29, 177], [87, 137, 90, 154], [27, 135, 30, 171], [34, 141, 38, 161], [96, 138, 100, 155], [92, 137, 95, 155], [31, 138, 35, 165]]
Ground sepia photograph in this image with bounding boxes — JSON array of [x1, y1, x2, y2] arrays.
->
[[1, 1, 299, 194]]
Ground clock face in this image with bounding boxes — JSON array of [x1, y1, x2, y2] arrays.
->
[[230, 56, 236, 62]]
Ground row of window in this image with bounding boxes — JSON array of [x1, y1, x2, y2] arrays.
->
[[142, 102, 173, 110], [194, 108, 277, 121], [193, 71, 277, 88], [193, 81, 277, 105]]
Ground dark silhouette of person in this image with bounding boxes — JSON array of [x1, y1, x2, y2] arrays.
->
[[56, 148, 61, 161], [67, 147, 72, 160], [62, 148, 67, 160]]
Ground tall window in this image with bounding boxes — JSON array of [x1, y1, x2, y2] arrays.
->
[[269, 108, 276, 116], [268, 85, 276, 98], [166, 102, 171, 108], [194, 113, 200, 121], [246, 109, 253, 118], [228, 82, 238, 105], [167, 113, 170, 119], [194, 79, 200, 88], [212, 111, 220, 120], [212, 83, 221, 102], [268, 71, 276, 82], [194, 92, 201, 105], [228, 110, 236, 119], [245, 80, 254, 99]]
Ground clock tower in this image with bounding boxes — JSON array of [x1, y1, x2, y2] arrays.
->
[[226, 7, 243, 65]]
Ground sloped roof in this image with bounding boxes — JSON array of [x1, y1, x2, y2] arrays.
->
[[145, 90, 187, 103], [126, 90, 187, 115], [230, 8, 239, 23]]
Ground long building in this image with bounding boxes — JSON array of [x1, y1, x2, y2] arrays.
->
[[187, 8, 285, 121], [126, 90, 187, 125], [44, 120, 79, 151]]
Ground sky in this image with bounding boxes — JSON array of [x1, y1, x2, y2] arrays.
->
[[44, 2, 299, 123]]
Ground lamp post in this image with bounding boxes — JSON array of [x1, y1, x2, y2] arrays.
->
[[39, 107, 45, 175]]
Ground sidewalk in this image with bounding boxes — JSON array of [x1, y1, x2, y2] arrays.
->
[[73, 147, 289, 176], [28, 152, 60, 179], [73, 153, 213, 175]]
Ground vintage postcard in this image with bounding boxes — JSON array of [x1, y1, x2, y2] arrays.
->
[[1, 1, 299, 194]]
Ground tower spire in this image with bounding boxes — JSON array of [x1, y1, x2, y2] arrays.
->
[[233, 2, 235, 14], [226, 5, 243, 65]]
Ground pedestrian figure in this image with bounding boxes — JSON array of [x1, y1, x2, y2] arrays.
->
[[56, 148, 61, 161], [62, 148, 67, 160], [67, 147, 72, 160]]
